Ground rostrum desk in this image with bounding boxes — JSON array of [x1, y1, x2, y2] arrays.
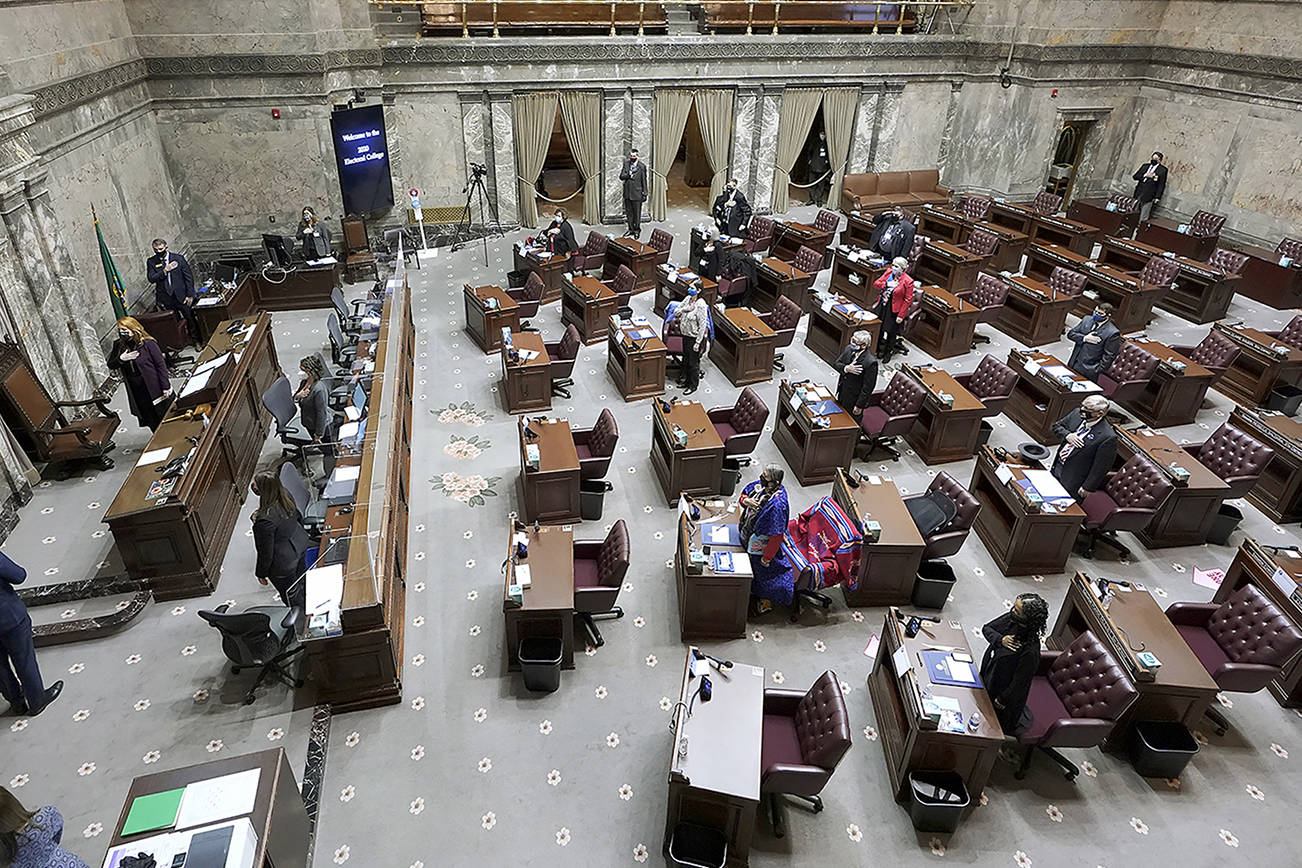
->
[[994, 274, 1075, 347], [827, 246, 888, 308], [754, 256, 813, 313], [1066, 197, 1141, 239], [514, 243, 570, 303], [1118, 339, 1214, 428], [832, 469, 926, 606], [560, 274, 619, 345], [709, 308, 776, 386], [1003, 348, 1102, 445], [771, 218, 834, 266], [654, 265, 717, 317], [1114, 426, 1229, 548], [517, 417, 582, 525], [1136, 217, 1220, 261], [603, 236, 660, 295], [968, 445, 1085, 577], [902, 365, 988, 464], [500, 332, 552, 414], [502, 523, 575, 672], [675, 499, 750, 640], [1230, 406, 1302, 523], [462, 284, 520, 353], [803, 293, 881, 364], [1027, 213, 1099, 256], [650, 399, 725, 503], [1233, 243, 1302, 309], [772, 379, 859, 485], [913, 239, 983, 296], [607, 320, 667, 401], [910, 286, 981, 360], [1217, 539, 1302, 708], [838, 210, 878, 249]]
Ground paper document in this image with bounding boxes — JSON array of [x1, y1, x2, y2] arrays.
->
[[195, 297, 221, 307], [1024, 469, 1071, 500], [307, 256, 338, 265], [515, 564, 532, 589], [179, 368, 213, 398], [1042, 364, 1075, 379], [344, 406, 362, 422], [194, 353, 231, 376], [332, 465, 361, 483], [1192, 566, 1224, 590], [994, 464, 1014, 485], [338, 421, 360, 440], [1023, 360, 1042, 376], [1271, 566, 1299, 597], [891, 645, 911, 678], [137, 447, 173, 467], [174, 768, 261, 830], [708, 525, 734, 545]]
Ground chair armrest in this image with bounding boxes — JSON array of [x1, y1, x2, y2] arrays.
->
[[1036, 650, 1061, 676], [571, 541, 604, 561], [763, 688, 806, 717], [761, 763, 831, 796], [1034, 717, 1115, 749], [706, 407, 732, 424], [925, 528, 969, 549], [281, 606, 304, 634], [1212, 661, 1284, 693], [935, 185, 952, 200], [1164, 601, 1219, 626], [570, 426, 593, 446], [55, 398, 116, 417]]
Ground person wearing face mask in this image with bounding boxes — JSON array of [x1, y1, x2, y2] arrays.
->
[[806, 129, 831, 207], [832, 329, 879, 421], [296, 206, 333, 260], [980, 593, 1050, 735], [1050, 395, 1117, 501], [294, 355, 336, 479], [738, 465, 791, 615], [1132, 151, 1167, 224], [544, 207, 577, 256], [1066, 302, 1121, 382], [867, 206, 916, 261], [672, 285, 710, 394], [106, 317, 173, 431], [711, 178, 751, 237], [146, 237, 198, 341], [872, 257, 915, 363], [249, 469, 311, 610], [619, 149, 648, 238], [697, 227, 724, 281]]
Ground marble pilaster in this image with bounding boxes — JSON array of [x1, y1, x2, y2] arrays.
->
[[631, 93, 652, 225], [603, 92, 626, 222], [732, 93, 757, 201], [848, 90, 878, 173], [873, 88, 903, 172], [461, 98, 487, 197], [753, 92, 780, 213], [489, 99, 517, 228]]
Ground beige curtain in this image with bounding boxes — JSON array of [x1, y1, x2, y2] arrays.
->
[[822, 88, 859, 209], [650, 89, 694, 222], [770, 88, 824, 214], [558, 91, 603, 226], [694, 89, 735, 206], [513, 92, 557, 227]]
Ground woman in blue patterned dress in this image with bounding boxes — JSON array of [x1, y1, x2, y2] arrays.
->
[[739, 465, 792, 613], [0, 787, 90, 868]]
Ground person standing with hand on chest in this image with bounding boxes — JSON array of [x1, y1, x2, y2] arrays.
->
[[1050, 395, 1117, 502], [297, 206, 333, 260], [1132, 151, 1167, 224], [106, 317, 172, 432], [872, 257, 914, 363], [832, 329, 879, 422], [979, 593, 1050, 735], [672, 285, 710, 395], [1066, 303, 1121, 382], [620, 149, 648, 238], [146, 237, 198, 342]]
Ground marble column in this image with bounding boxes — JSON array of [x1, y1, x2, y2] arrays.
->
[[489, 98, 518, 229], [631, 90, 652, 227], [752, 91, 781, 213], [460, 95, 488, 222], [603, 91, 627, 224], [872, 87, 904, 172], [848, 90, 878, 174], [732, 90, 758, 202]]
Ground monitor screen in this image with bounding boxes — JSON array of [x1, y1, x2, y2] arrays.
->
[[213, 262, 237, 283], [330, 104, 395, 215], [262, 234, 291, 267]]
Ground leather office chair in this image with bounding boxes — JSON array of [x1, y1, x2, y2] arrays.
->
[[1181, 423, 1274, 501], [1047, 265, 1088, 300], [906, 234, 927, 271], [1166, 583, 1302, 735], [954, 353, 1018, 417], [792, 245, 821, 281], [1133, 255, 1180, 293], [1097, 342, 1160, 407], [571, 408, 619, 480], [1108, 193, 1139, 214], [279, 461, 329, 535], [859, 372, 926, 461], [661, 316, 684, 374], [1207, 247, 1248, 277], [1014, 630, 1137, 780], [136, 309, 196, 372], [708, 386, 770, 462], [903, 472, 981, 559], [958, 194, 992, 222], [1170, 329, 1239, 387], [198, 603, 305, 705], [603, 264, 637, 312], [1032, 191, 1062, 215], [962, 227, 998, 262], [544, 325, 582, 399], [960, 272, 1009, 346], [760, 670, 852, 838], [1267, 314, 1302, 350], [262, 376, 315, 459], [758, 296, 801, 372], [1078, 454, 1173, 559], [649, 228, 674, 266], [331, 287, 375, 338], [573, 519, 629, 648], [570, 231, 609, 274], [717, 274, 748, 306], [1277, 237, 1302, 262], [812, 209, 840, 236], [340, 215, 378, 283], [327, 313, 358, 367], [745, 216, 774, 253], [1188, 209, 1226, 240], [507, 272, 545, 329]]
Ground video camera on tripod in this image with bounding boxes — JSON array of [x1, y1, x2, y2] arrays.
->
[[464, 162, 489, 192]]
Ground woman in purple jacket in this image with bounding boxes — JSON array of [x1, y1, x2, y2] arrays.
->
[[107, 317, 172, 431]]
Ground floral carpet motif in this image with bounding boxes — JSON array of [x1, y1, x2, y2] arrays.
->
[[443, 434, 490, 460], [431, 472, 501, 506], [434, 401, 490, 426]]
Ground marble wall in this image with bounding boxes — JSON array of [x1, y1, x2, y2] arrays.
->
[[752, 93, 780, 212], [390, 92, 465, 212], [731, 92, 758, 201], [602, 91, 627, 223], [489, 99, 517, 228]]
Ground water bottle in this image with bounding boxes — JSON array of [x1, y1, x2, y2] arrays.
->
[[968, 712, 981, 732]]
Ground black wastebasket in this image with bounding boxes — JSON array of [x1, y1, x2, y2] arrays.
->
[[667, 822, 727, 868], [976, 420, 993, 449], [719, 458, 743, 497], [1205, 503, 1243, 546], [1128, 720, 1199, 778], [1266, 384, 1302, 416], [518, 637, 563, 693], [507, 268, 529, 289], [912, 560, 957, 610], [907, 771, 969, 833], [580, 479, 612, 521]]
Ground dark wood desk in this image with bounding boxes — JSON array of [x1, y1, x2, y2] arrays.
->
[[1233, 243, 1302, 309], [838, 210, 877, 249], [827, 246, 888, 308], [804, 293, 880, 364], [665, 648, 763, 867], [675, 500, 750, 640], [754, 256, 813, 313], [1230, 406, 1302, 523], [104, 314, 277, 600], [106, 749, 309, 868], [994, 274, 1075, 347], [904, 365, 987, 464], [772, 379, 859, 485], [691, 225, 744, 265], [1218, 540, 1302, 707], [654, 265, 717, 317], [868, 609, 1003, 807], [833, 469, 926, 606], [1023, 240, 1090, 283], [971, 221, 1030, 273], [1050, 573, 1219, 747], [650, 400, 725, 504], [710, 308, 776, 386], [771, 219, 834, 266], [916, 204, 967, 244], [1074, 262, 1161, 333], [518, 417, 581, 524], [916, 205, 1027, 272], [607, 320, 666, 401], [1115, 427, 1228, 548], [911, 285, 980, 360], [1067, 197, 1140, 239], [193, 277, 256, 344], [514, 244, 570, 303], [603, 236, 660, 295], [248, 262, 341, 311], [986, 199, 1038, 236], [914, 239, 983, 296], [1028, 213, 1099, 256], [503, 523, 575, 671], [1136, 217, 1219, 261], [561, 274, 618, 345], [1120, 339, 1214, 427], [500, 332, 552, 414], [968, 446, 1085, 577], [1097, 236, 1238, 324], [463, 283, 520, 353], [1004, 349, 1102, 444], [1211, 322, 1302, 407]]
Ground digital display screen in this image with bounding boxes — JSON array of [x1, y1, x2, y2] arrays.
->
[[330, 104, 395, 215]]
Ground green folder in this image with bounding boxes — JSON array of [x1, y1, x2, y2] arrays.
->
[[122, 788, 185, 836]]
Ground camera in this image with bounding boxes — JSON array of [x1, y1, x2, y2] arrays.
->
[[469, 162, 488, 179]]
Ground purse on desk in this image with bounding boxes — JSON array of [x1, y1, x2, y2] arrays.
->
[[120, 855, 157, 868]]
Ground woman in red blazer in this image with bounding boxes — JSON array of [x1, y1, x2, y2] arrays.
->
[[872, 256, 915, 362]]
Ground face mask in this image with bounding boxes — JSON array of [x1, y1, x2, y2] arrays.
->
[[1151, 157, 1159, 164], [554, 215, 562, 222], [1093, 312, 1106, 322], [119, 330, 132, 338]]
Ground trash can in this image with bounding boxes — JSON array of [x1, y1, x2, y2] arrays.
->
[[912, 560, 957, 610], [580, 479, 612, 521], [507, 268, 529, 289], [1205, 503, 1243, 546], [518, 637, 563, 693], [1128, 720, 1199, 778], [719, 458, 742, 497], [1266, 384, 1302, 416], [667, 822, 727, 868], [906, 771, 969, 833], [976, 420, 993, 449]]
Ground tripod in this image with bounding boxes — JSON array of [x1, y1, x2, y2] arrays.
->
[[452, 166, 504, 267]]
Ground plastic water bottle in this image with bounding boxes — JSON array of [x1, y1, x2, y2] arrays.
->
[[968, 712, 981, 732]]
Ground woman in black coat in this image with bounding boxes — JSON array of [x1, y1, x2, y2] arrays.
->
[[107, 316, 172, 431], [979, 593, 1050, 735], [250, 470, 310, 609], [544, 207, 578, 256]]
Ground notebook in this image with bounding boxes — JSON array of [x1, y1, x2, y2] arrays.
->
[[122, 788, 186, 837]]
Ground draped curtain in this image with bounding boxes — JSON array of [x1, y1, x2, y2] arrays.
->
[[558, 91, 603, 226], [693, 89, 735, 206], [770, 88, 824, 214], [512, 92, 557, 227], [649, 89, 694, 222], [822, 88, 859, 209]]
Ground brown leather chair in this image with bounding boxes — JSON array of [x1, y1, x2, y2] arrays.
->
[[954, 353, 1018, 417], [1207, 247, 1248, 276], [573, 519, 630, 648], [957, 194, 992, 222], [959, 272, 1009, 346], [341, 215, 378, 283], [1047, 265, 1088, 299], [792, 245, 822, 281], [906, 234, 927, 271], [507, 272, 544, 326], [760, 670, 852, 838], [757, 296, 802, 372], [903, 472, 980, 559], [603, 264, 637, 311], [1188, 209, 1226, 240], [859, 372, 927, 461], [1277, 237, 1302, 261], [1107, 193, 1139, 214], [1170, 329, 1239, 387], [1182, 423, 1274, 501], [745, 216, 774, 254], [648, 228, 674, 267], [1098, 342, 1160, 407], [708, 386, 769, 461], [812, 209, 839, 237], [1031, 191, 1063, 215], [543, 325, 582, 398], [1267, 314, 1302, 350], [1133, 255, 1180, 291], [570, 231, 609, 274], [1078, 454, 1173, 559], [963, 227, 998, 261], [717, 274, 748, 306], [571, 408, 619, 480]]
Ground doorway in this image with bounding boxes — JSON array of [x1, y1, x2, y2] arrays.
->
[[535, 104, 583, 221], [667, 101, 711, 211], [1047, 120, 1093, 204], [791, 106, 829, 207]]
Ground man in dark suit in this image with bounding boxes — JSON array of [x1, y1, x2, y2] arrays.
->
[[1051, 395, 1116, 501], [0, 552, 63, 716], [806, 129, 831, 207], [620, 149, 648, 237], [146, 237, 198, 341], [867, 207, 916, 260], [832, 329, 879, 421], [1066, 302, 1122, 382], [1132, 150, 1167, 223], [712, 178, 751, 236]]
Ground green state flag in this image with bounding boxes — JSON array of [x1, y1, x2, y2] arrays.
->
[[95, 206, 128, 320]]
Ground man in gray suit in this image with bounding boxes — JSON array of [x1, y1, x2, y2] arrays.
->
[[1066, 302, 1122, 382], [620, 148, 649, 237]]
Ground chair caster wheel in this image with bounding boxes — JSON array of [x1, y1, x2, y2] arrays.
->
[[1065, 771, 1078, 781], [96, 456, 115, 470], [812, 801, 824, 813]]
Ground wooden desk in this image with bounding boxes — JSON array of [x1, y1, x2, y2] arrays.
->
[[838, 210, 877, 249], [771, 219, 834, 267], [1233, 243, 1302, 309], [664, 648, 763, 867], [607, 320, 667, 401], [1067, 197, 1140, 239], [903, 365, 987, 464], [650, 400, 725, 504], [1230, 406, 1302, 523], [867, 609, 1003, 806], [986, 199, 1038, 236], [804, 293, 880, 364], [772, 379, 859, 485], [754, 256, 813, 313], [968, 446, 1085, 577], [106, 749, 309, 868], [502, 524, 575, 671], [1004, 349, 1103, 445], [994, 274, 1075, 347], [1028, 213, 1099, 256], [603, 236, 660, 295], [1075, 262, 1162, 334], [970, 221, 1030, 273], [833, 469, 926, 606], [463, 284, 520, 353], [690, 225, 744, 265], [654, 265, 717, 317], [827, 246, 888, 308], [104, 314, 278, 600], [1211, 322, 1302, 407], [514, 244, 570, 303], [1023, 241, 1090, 282], [1136, 217, 1219, 261], [675, 500, 750, 640], [193, 277, 256, 344], [1120, 339, 1214, 427], [1217, 540, 1302, 707], [916, 204, 967, 244], [500, 332, 552, 414], [914, 239, 983, 296], [916, 205, 1027, 272], [710, 308, 776, 386], [911, 286, 980, 360], [1097, 236, 1239, 324], [1115, 427, 1228, 548], [248, 262, 341, 311], [561, 274, 619, 345], [518, 417, 581, 524], [1050, 573, 1219, 746]]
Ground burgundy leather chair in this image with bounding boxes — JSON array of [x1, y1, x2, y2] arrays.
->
[[954, 353, 1018, 417], [648, 228, 674, 267], [760, 670, 852, 838], [963, 227, 998, 261], [708, 386, 769, 461], [1277, 237, 1302, 261], [717, 274, 748, 306], [570, 231, 609, 274], [1098, 342, 1160, 406], [1267, 314, 1302, 350], [812, 209, 839, 236], [792, 245, 822, 280], [745, 216, 774, 253], [572, 519, 630, 647], [859, 372, 927, 461], [1170, 329, 1239, 387], [1047, 265, 1088, 299], [1133, 255, 1180, 291], [1207, 247, 1248, 276], [1166, 583, 1302, 735], [903, 472, 981, 559], [603, 264, 637, 310], [571, 408, 619, 480], [661, 316, 684, 373], [758, 296, 802, 372], [1108, 193, 1139, 214], [906, 234, 927, 271], [1015, 630, 1137, 780], [1181, 423, 1274, 501], [958, 194, 992, 222], [1032, 191, 1063, 215], [895, 286, 927, 354], [1188, 209, 1226, 240], [960, 272, 1009, 346], [543, 324, 582, 399], [1079, 454, 1173, 559], [507, 272, 544, 326]]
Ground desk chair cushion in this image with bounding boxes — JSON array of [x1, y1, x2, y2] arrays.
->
[[1167, 584, 1302, 692], [812, 209, 839, 234], [1108, 194, 1138, 213], [959, 195, 992, 222], [608, 265, 637, 304], [761, 670, 851, 794], [1137, 256, 1179, 289], [1273, 314, 1302, 350], [793, 245, 821, 276], [1019, 631, 1136, 748], [573, 520, 630, 613], [1048, 266, 1088, 298], [571, 231, 609, 273], [662, 316, 684, 355], [649, 228, 674, 262], [1081, 455, 1172, 532], [1188, 423, 1274, 498], [761, 297, 802, 348], [1207, 248, 1248, 275], [1277, 237, 1302, 261], [1098, 343, 1159, 399], [861, 372, 926, 437], [956, 354, 1018, 412], [906, 235, 927, 270], [46, 416, 120, 460], [1189, 210, 1226, 237], [963, 227, 998, 259], [905, 472, 980, 559], [717, 274, 747, 302], [746, 217, 774, 252], [966, 272, 1009, 318], [573, 409, 619, 478], [1033, 191, 1062, 215], [545, 324, 582, 363], [1173, 330, 1239, 375], [709, 387, 769, 452]]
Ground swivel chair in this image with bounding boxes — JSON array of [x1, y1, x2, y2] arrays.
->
[[570, 231, 609, 275], [960, 272, 1009, 347], [858, 372, 926, 461], [1170, 329, 1239, 388], [197, 603, 305, 705], [573, 519, 630, 648], [543, 325, 582, 398], [262, 376, 315, 460], [903, 472, 981, 560], [1181, 422, 1273, 500], [707, 387, 769, 463], [571, 408, 619, 479], [954, 354, 1018, 418], [649, 228, 674, 267], [760, 670, 852, 838], [1078, 455, 1173, 559], [757, 296, 801, 372]]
